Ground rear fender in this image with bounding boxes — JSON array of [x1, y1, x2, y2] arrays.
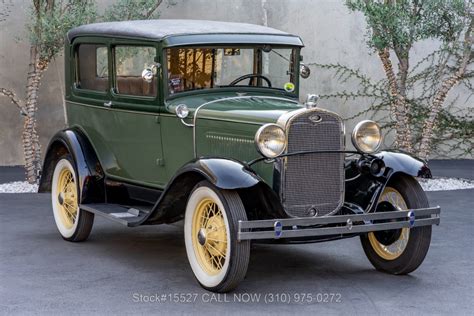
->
[[38, 128, 105, 203]]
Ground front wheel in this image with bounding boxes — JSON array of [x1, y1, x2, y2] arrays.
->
[[360, 175, 432, 274], [184, 180, 250, 292]]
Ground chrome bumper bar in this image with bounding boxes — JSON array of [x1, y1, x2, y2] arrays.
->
[[237, 206, 440, 241]]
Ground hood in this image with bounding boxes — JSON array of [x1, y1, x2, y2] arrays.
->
[[165, 90, 303, 125]]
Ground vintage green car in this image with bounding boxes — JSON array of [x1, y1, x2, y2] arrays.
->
[[39, 20, 440, 292]]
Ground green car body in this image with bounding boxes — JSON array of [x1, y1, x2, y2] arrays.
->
[[62, 25, 304, 188], [66, 88, 300, 187]]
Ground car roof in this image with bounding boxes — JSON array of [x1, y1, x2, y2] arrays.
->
[[67, 19, 304, 47]]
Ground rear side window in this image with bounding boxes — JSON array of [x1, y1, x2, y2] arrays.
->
[[114, 46, 157, 97], [75, 44, 109, 92]]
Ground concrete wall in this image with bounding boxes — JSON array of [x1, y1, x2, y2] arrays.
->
[[0, 0, 67, 166], [0, 0, 471, 165]]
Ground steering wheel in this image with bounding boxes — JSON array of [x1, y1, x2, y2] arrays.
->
[[229, 74, 272, 87]]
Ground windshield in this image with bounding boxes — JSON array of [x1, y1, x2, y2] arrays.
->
[[166, 46, 297, 95]]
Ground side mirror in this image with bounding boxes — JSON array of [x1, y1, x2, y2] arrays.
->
[[300, 64, 311, 79], [141, 63, 160, 83]]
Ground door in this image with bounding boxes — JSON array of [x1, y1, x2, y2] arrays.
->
[[105, 44, 166, 187]]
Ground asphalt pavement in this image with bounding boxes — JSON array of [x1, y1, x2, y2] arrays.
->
[[0, 163, 473, 315]]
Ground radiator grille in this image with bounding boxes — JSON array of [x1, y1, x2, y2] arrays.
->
[[280, 109, 344, 217]]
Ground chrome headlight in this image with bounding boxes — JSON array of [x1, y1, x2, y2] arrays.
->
[[255, 124, 287, 158], [351, 120, 382, 153]]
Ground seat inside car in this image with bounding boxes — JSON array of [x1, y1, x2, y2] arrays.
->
[[116, 76, 156, 96]]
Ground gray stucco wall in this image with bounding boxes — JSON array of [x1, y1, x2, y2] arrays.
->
[[0, 0, 471, 165]]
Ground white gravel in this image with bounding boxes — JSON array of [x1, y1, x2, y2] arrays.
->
[[0, 177, 473, 193], [0, 181, 38, 193], [418, 177, 474, 191]]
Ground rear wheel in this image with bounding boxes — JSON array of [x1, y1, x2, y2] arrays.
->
[[360, 175, 432, 274], [184, 180, 250, 292], [51, 155, 94, 242]]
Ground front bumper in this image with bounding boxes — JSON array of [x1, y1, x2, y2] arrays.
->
[[237, 206, 440, 241]]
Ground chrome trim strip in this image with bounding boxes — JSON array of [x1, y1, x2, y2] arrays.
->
[[237, 206, 441, 240], [67, 100, 160, 116], [180, 118, 194, 127]]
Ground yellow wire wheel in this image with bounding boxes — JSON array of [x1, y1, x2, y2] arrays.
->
[[50, 156, 94, 242], [51, 157, 81, 239], [55, 167, 78, 229], [184, 181, 250, 292], [361, 176, 432, 275], [368, 187, 410, 261], [192, 198, 228, 275]]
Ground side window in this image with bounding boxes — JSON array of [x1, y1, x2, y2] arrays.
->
[[167, 48, 214, 94], [114, 46, 157, 97], [76, 44, 108, 92]]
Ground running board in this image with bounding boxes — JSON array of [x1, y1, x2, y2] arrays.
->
[[80, 203, 152, 227]]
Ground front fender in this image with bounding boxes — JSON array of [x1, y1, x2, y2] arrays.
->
[[142, 157, 264, 225], [376, 150, 432, 179], [183, 158, 261, 189], [345, 150, 432, 212]]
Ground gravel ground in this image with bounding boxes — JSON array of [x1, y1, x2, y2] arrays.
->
[[418, 177, 474, 191], [2, 178, 473, 193], [0, 181, 39, 193]]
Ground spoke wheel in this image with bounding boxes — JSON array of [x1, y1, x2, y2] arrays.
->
[[185, 181, 250, 292], [360, 175, 432, 275], [192, 198, 228, 275], [367, 188, 410, 260], [51, 155, 94, 241], [55, 167, 79, 229]]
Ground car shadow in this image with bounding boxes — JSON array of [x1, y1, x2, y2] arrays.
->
[[33, 217, 423, 294]]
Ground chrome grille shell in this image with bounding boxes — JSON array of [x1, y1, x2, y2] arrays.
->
[[276, 108, 345, 217]]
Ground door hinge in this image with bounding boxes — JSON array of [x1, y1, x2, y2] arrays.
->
[[156, 158, 165, 166]]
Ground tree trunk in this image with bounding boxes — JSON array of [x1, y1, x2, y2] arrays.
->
[[418, 75, 462, 159], [377, 49, 412, 152], [23, 45, 43, 183], [418, 17, 473, 160]]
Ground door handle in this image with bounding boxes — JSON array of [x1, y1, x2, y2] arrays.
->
[[104, 101, 112, 107]]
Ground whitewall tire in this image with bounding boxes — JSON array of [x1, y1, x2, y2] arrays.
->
[[51, 155, 94, 242], [184, 180, 250, 292]]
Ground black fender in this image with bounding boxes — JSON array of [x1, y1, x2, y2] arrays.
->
[[345, 150, 432, 212], [38, 128, 105, 204], [183, 158, 262, 189], [376, 150, 432, 179], [142, 158, 285, 225]]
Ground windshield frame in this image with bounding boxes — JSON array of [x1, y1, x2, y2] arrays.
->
[[162, 44, 301, 100]]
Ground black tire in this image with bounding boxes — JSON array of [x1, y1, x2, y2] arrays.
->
[[184, 180, 250, 292], [51, 154, 94, 242], [360, 174, 432, 274]]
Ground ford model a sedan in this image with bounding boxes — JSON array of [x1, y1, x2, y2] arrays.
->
[[39, 20, 440, 292]]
